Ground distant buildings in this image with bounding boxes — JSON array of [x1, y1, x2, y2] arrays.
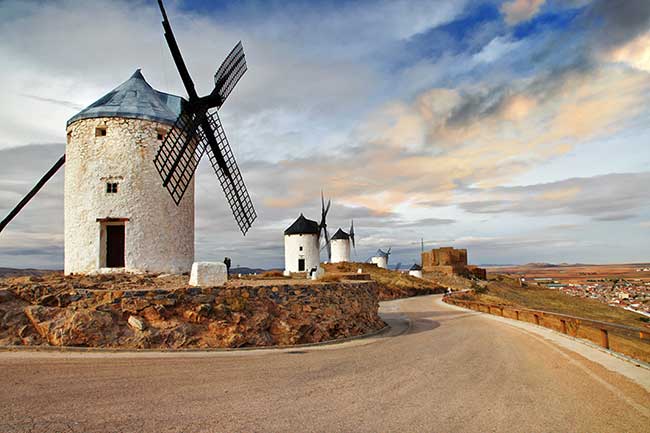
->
[[421, 247, 486, 279]]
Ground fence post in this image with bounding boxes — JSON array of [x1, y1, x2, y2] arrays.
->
[[600, 329, 609, 349], [499, 307, 504, 317], [560, 319, 567, 334], [534, 314, 540, 326], [515, 310, 519, 321]]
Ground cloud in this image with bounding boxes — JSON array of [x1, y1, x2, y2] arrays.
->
[[273, 63, 650, 215], [605, 31, 650, 72], [501, 0, 546, 25], [458, 172, 650, 220], [1, 0, 650, 268]]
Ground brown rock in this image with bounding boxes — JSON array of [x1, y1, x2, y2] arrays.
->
[[128, 315, 146, 331]]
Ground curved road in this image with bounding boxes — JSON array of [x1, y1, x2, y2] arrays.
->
[[1, 295, 649, 432]]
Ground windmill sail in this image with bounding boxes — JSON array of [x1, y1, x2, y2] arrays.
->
[[154, 111, 206, 204], [213, 42, 247, 107], [0, 155, 66, 234], [202, 111, 256, 234], [154, 0, 257, 235]]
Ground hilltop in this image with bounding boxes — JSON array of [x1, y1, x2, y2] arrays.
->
[[322, 262, 446, 300]]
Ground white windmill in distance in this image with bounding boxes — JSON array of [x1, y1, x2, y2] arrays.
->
[[371, 247, 391, 269], [283, 192, 331, 275], [329, 220, 356, 263]]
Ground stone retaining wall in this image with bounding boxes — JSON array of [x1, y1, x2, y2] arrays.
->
[[0, 279, 384, 349]]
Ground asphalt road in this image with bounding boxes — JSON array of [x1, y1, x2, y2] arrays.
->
[[1, 295, 649, 433]]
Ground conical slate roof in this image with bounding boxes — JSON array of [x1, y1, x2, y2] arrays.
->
[[67, 69, 183, 127], [331, 228, 349, 240], [284, 214, 320, 235], [410, 264, 422, 271]]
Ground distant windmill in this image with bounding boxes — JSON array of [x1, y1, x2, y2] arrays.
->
[[153, 0, 256, 235], [371, 247, 392, 269], [283, 192, 331, 274], [329, 220, 356, 263]]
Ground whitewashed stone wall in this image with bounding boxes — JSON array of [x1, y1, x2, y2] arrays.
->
[[284, 234, 320, 273], [330, 238, 350, 263], [64, 117, 194, 275]]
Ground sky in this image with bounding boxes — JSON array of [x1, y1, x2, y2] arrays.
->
[[0, 0, 649, 269]]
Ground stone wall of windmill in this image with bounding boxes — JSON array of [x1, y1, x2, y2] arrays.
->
[[64, 116, 194, 275], [331, 238, 350, 263]]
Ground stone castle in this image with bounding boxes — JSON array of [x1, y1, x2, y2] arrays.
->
[[421, 247, 486, 279]]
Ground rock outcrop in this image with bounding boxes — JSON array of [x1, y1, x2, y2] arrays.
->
[[0, 274, 384, 349]]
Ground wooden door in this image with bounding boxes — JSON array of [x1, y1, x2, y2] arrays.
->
[[298, 258, 305, 272], [106, 225, 125, 268]]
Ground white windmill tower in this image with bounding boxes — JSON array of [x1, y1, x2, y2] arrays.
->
[[329, 220, 355, 263], [62, 70, 194, 274], [409, 264, 423, 278], [283, 193, 331, 274], [371, 248, 391, 269]]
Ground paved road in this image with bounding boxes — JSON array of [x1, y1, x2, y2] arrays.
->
[[1, 295, 649, 433]]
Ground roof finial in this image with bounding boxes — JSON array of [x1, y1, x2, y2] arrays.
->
[[131, 68, 144, 79]]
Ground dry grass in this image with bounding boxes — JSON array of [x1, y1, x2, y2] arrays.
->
[[454, 277, 650, 363], [319, 274, 343, 282], [474, 276, 649, 329], [321, 262, 444, 300]]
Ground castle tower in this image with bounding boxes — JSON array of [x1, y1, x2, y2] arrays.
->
[[284, 214, 320, 273], [330, 228, 351, 263], [64, 70, 194, 275]]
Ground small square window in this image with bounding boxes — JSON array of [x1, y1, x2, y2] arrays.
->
[[106, 182, 118, 193], [299, 246, 303, 251], [96, 127, 107, 137], [157, 132, 164, 141]]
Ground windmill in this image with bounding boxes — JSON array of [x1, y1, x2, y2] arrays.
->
[[319, 191, 332, 261], [378, 247, 392, 260], [328, 219, 356, 263], [371, 247, 391, 269], [153, 0, 256, 235]]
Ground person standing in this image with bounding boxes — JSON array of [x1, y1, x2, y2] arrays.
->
[[224, 257, 232, 277]]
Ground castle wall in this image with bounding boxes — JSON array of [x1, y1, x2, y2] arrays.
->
[[284, 233, 320, 273], [421, 247, 485, 279], [64, 117, 194, 275]]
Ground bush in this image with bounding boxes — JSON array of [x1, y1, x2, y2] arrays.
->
[[472, 281, 488, 294]]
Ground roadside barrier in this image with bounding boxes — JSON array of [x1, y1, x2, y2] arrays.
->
[[443, 295, 650, 363]]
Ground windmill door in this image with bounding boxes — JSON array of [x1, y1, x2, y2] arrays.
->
[[106, 225, 125, 268], [298, 258, 305, 272]]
